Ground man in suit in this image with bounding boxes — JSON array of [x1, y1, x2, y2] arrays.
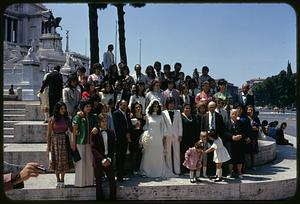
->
[[103, 44, 114, 74], [162, 97, 183, 175], [201, 101, 225, 139], [154, 61, 163, 81], [40, 65, 63, 117], [112, 100, 132, 181], [131, 64, 146, 84], [162, 79, 180, 109], [90, 113, 116, 200], [237, 83, 255, 111], [201, 101, 225, 176]]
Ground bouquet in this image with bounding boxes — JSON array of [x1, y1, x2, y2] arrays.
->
[[139, 130, 152, 148]]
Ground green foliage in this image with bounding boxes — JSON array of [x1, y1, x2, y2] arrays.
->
[[252, 69, 296, 107]]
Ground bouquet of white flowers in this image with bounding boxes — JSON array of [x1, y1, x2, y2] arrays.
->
[[139, 130, 152, 148]]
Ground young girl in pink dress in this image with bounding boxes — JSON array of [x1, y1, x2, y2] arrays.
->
[[183, 141, 204, 183]]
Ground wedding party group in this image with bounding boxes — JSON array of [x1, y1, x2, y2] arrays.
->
[[38, 54, 261, 200]]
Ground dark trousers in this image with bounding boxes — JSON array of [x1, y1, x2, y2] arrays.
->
[[116, 141, 128, 180], [48, 94, 61, 117], [94, 164, 116, 200]]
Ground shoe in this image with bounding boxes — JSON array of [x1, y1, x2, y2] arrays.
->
[[209, 175, 217, 180], [238, 175, 243, 179], [190, 178, 196, 183], [214, 177, 223, 182], [196, 177, 201, 182], [226, 174, 232, 178], [44, 120, 48, 123], [203, 174, 208, 178]]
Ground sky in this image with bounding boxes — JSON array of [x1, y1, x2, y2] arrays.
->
[[44, 3, 296, 87]]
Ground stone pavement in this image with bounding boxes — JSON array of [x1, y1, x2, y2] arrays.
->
[[5, 134, 297, 200]]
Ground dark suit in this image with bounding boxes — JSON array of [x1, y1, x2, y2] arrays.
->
[[40, 70, 63, 116], [237, 92, 254, 110], [112, 109, 132, 181], [90, 128, 116, 200], [201, 112, 225, 140], [201, 111, 225, 176]]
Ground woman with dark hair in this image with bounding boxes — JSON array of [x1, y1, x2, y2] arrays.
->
[[140, 99, 174, 178], [145, 65, 156, 89], [129, 81, 146, 113], [104, 64, 121, 86], [275, 122, 293, 146], [81, 81, 100, 100], [63, 73, 81, 118], [145, 79, 164, 109], [129, 102, 146, 174], [88, 63, 104, 87], [47, 102, 74, 188], [71, 99, 98, 187], [120, 65, 134, 86], [179, 83, 194, 112], [246, 105, 260, 170], [99, 81, 114, 106], [180, 103, 198, 173]]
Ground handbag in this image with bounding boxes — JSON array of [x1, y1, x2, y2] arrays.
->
[[65, 133, 81, 162], [70, 148, 81, 162]]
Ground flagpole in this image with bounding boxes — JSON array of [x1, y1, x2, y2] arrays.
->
[[115, 20, 117, 64]]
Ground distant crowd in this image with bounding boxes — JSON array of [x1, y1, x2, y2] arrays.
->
[[33, 44, 291, 200]]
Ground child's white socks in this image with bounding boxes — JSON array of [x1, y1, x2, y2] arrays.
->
[[216, 169, 222, 178], [203, 167, 207, 177]]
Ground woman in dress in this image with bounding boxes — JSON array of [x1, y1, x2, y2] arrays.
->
[[140, 99, 174, 178], [145, 79, 164, 109], [144, 65, 156, 90], [180, 103, 198, 173], [47, 102, 74, 188], [71, 99, 98, 187], [98, 81, 114, 106], [129, 102, 146, 174], [128, 81, 146, 113], [246, 105, 260, 170]]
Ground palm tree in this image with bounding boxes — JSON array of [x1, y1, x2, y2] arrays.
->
[[88, 3, 107, 73], [88, 3, 145, 72], [114, 3, 145, 64]]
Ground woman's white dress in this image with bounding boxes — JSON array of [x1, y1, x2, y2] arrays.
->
[[140, 113, 174, 178]]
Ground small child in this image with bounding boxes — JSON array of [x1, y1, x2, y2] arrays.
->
[[199, 131, 210, 178], [183, 141, 204, 183], [205, 130, 231, 182]]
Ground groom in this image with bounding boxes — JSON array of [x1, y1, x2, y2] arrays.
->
[[162, 97, 183, 175]]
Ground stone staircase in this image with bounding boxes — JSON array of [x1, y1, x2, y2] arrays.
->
[[4, 103, 26, 143], [3, 100, 297, 200]]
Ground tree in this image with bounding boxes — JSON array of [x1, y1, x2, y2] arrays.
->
[[88, 3, 107, 73], [252, 69, 296, 108], [286, 61, 293, 78], [113, 3, 145, 64]]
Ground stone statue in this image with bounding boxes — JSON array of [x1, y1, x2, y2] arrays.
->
[[24, 40, 38, 61], [8, 45, 23, 63], [42, 10, 62, 34]]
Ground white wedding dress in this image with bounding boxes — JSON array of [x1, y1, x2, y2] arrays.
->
[[140, 113, 174, 178]]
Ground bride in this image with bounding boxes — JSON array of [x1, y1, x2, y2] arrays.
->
[[140, 99, 174, 178]]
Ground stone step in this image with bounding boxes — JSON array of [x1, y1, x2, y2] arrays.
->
[[13, 121, 48, 143], [4, 121, 22, 128], [4, 114, 26, 121], [4, 143, 49, 168], [3, 135, 15, 143], [4, 127, 14, 135], [5, 143, 297, 200], [3, 103, 26, 109], [3, 108, 26, 114]]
